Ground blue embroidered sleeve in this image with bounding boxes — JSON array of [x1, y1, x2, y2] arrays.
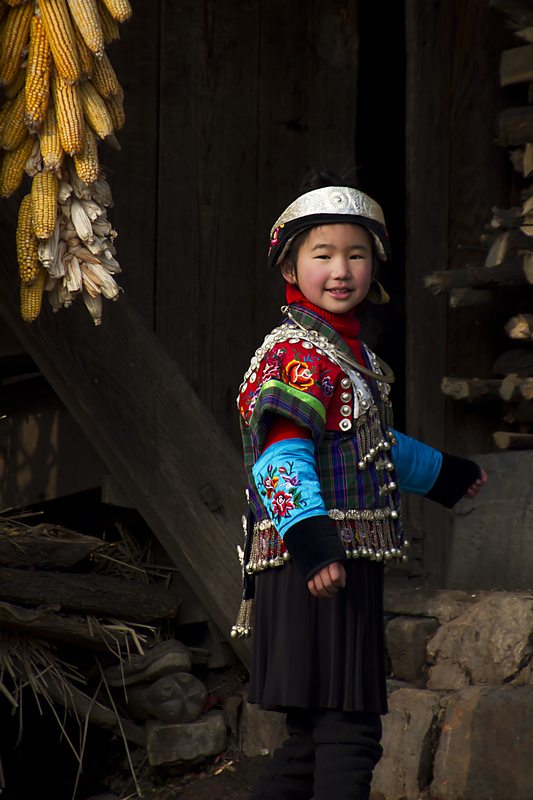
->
[[391, 430, 443, 496], [252, 438, 326, 539]]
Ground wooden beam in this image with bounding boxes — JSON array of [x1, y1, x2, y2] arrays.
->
[[493, 431, 533, 449], [441, 377, 502, 401], [0, 214, 251, 666], [425, 258, 533, 294]]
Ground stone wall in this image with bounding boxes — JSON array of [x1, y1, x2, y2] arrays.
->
[[446, 451, 533, 591], [373, 588, 533, 800]]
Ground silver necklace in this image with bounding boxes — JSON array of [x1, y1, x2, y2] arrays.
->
[[282, 306, 395, 385]]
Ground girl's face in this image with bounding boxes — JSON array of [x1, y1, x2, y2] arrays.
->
[[281, 223, 373, 314]]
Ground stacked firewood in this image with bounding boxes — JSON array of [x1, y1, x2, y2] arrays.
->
[[424, 0, 533, 451], [0, 517, 179, 758]]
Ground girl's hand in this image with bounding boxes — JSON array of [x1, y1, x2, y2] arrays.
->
[[464, 468, 487, 499], [307, 561, 346, 598]]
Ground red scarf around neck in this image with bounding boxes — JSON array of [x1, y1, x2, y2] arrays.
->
[[285, 283, 363, 365]]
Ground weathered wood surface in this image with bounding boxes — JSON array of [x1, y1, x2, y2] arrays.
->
[[500, 374, 533, 401], [0, 376, 105, 508], [45, 673, 147, 746], [425, 259, 533, 294], [494, 349, 533, 376], [0, 203, 251, 664], [497, 105, 533, 146], [0, 566, 178, 622], [441, 378, 502, 402], [493, 431, 533, 449], [0, 601, 144, 652], [505, 313, 533, 340], [156, 0, 359, 449], [0, 527, 103, 569], [405, 0, 452, 585], [500, 44, 533, 86], [448, 288, 497, 308]]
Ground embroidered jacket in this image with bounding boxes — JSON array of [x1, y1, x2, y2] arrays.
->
[[237, 305, 405, 578]]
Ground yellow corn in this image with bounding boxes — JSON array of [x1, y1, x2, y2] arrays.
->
[[79, 79, 113, 138], [21, 264, 47, 322], [31, 171, 59, 239], [0, 134, 33, 197], [90, 50, 121, 98], [24, 15, 52, 134], [100, 0, 131, 23], [0, 2, 32, 86], [104, 91, 124, 130], [74, 20, 93, 78], [40, 105, 63, 171], [51, 70, 84, 155], [96, 0, 118, 44], [0, 87, 26, 150], [66, 0, 104, 57], [74, 122, 99, 183], [17, 193, 40, 284], [4, 65, 25, 99], [39, 0, 81, 85]]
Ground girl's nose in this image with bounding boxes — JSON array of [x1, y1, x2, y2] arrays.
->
[[331, 258, 351, 278]]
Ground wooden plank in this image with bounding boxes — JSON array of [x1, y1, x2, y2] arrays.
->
[[405, 0, 452, 586], [500, 44, 533, 86], [156, 0, 261, 450], [97, 1, 161, 329], [0, 219, 251, 666]]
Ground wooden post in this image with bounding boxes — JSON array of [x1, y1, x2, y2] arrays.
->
[[405, 0, 452, 586]]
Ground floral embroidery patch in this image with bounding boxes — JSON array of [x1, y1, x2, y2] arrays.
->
[[284, 359, 315, 390], [321, 375, 334, 396], [257, 461, 307, 523]]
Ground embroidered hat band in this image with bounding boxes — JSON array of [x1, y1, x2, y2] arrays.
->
[[267, 186, 392, 269]]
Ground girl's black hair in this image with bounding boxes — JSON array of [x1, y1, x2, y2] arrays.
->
[[282, 167, 380, 280]]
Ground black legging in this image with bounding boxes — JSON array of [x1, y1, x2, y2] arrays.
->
[[248, 707, 383, 800]]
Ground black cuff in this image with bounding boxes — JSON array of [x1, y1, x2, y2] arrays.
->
[[283, 515, 347, 583], [425, 453, 481, 509]]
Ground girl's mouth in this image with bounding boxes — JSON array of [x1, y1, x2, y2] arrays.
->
[[327, 287, 352, 295]]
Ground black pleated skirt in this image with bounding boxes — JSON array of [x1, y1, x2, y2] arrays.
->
[[247, 558, 387, 714]]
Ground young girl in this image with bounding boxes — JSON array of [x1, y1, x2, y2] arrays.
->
[[233, 172, 486, 800]]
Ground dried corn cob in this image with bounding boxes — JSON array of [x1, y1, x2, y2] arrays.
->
[[73, 20, 93, 79], [4, 65, 25, 99], [73, 122, 99, 183], [0, 133, 33, 197], [16, 193, 39, 283], [40, 104, 63, 171], [39, 0, 81, 85], [79, 79, 113, 138], [0, 2, 32, 86], [24, 15, 52, 134], [31, 171, 59, 239], [96, 0, 118, 44], [21, 264, 47, 322], [51, 70, 84, 155], [103, 91, 124, 130], [0, 87, 26, 150], [91, 51, 121, 98], [66, 0, 104, 57], [0, 98, 13, 135], [100, 0, 131, 23]]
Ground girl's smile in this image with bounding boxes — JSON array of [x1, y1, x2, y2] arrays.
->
[[281, 224, 374, 314]]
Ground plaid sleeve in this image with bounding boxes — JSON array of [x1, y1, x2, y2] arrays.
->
[[239, 342, 338, 455]]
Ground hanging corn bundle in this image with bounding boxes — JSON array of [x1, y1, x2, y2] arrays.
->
[[0, 0, 132, 324]]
